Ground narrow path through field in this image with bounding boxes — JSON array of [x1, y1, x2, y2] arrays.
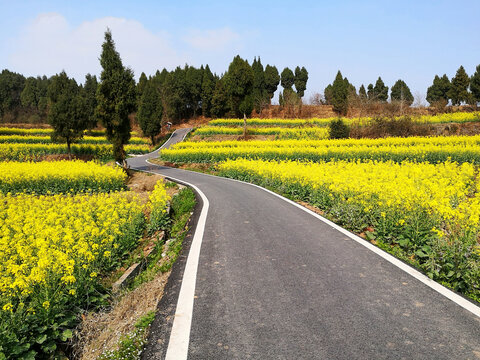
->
[[128, 128, 480, 360]]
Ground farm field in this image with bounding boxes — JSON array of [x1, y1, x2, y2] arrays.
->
[[0, 127, 150, 161], [208, 111, 480, 128], [161, 134, 480, 164], [0, 156, 172, 359], [159, 114, 480, 302]]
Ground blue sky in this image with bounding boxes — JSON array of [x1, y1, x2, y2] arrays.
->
[[1, 0, 479, 102]]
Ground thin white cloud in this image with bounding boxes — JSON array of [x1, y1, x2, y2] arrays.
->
[[8, 13, 187, 82], [183, 27, 241, 51]]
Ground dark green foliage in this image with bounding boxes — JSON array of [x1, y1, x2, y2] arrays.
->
[[136, 72, 148, 106], [448, 66, 470, 105], [19, 76, 49, 121], [426, 74, 451, 104], [162, 66, 188, 122], [323, 84, 333, 105], [359, 84, 367, 100], [471, 65, 480, 104], [294, 66, 308, 98], [211, 78, 228, 118], [344, 77, 357, 98], [367, 83, 374, 100], [186, 65, 203, 116], [137, 80, 163, 145], [83, 73, 98, 130], [331, 71, 349, 115], [201, 65, 216, 117], [20, 77, 39, 108], [47, 71, 87, 157], [328, 118, 350, 139], [280, 67, 294, 90], [390, 79, 414, 106], [0, 69, 25, 116], [373, 77, 389, 102], [96, 29, 136, 163], [252, 57, 267, 113], [264, 64, 280, 102], [224, 55, 254, 117]]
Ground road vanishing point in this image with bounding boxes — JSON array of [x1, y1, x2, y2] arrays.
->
[[127, 128, 480, 360]]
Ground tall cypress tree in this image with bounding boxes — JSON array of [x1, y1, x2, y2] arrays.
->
[[83, 73, 98, 130], [359, 84, 367, 100], [367, 84, 374, 100], [373, 77, 388, 102], [448, 65, 470, 105], [294, 66, 308, 98], [224, 55, 254, 117], [136, 72, 148, 106], [426, 74, 451, 104], [264, 65, 280, 103], [252, 57, 267, 113], [137, 79, 163, 145], [391, 79, 414, 106], [201, 64, 216, 117], [331, 70, 348, 115], [470, 64, 480, 105], [47, 71, 87, 158], [324, 84, 333, 105], [280, 67, 295, 90], [96, 29, 136, 164]]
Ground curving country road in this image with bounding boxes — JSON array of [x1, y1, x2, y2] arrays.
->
[[128, 128, 480, 360]]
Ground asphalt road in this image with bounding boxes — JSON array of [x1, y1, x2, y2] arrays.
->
[[128, 128, 480, 360]]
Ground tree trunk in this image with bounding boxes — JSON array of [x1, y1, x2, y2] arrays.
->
[[243, 113, 247, 140], [151, 135, 155, 146], [67, 139, 72, 160]]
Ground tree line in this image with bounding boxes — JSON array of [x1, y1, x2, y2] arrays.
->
[[322, 65, 480, 115], [0, 30, 309, 162]]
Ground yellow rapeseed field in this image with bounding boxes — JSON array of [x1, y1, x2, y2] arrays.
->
[[0, 160, 127, 194], [161, 135, 480, 164]]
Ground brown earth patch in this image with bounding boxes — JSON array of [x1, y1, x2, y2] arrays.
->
[[75, 271, 170, 360]]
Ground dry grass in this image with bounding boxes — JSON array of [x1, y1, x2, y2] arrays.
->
[[75, 271, 170, 360]]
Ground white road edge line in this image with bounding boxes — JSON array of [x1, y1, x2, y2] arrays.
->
[[134, 160, 209, 360], [144, 159, 480, 320]]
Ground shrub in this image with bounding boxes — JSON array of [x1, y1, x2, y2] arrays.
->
[[328, 118, 350, 139]]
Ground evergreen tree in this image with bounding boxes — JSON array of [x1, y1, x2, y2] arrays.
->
[[0, 69, 25, 116], [373, 77, 388, 102], [211, 77, 228, 118], [136, 72, 148, 106], [47, 71, 87, 158], [163, 66, 188, 121], [471, 65, 480, 105], [344, 77, 357, 98], [95, 29, 136, 163], [137, 79, 163, 144], [390, 79, 414, 106], [83, 74, 98, 130], [186, 65, 203, 116], [331, 70, 349, 115], [359, 84, 367, 100], [201, 65, 216, 117], [426, 74, 451, 104], [324, 84, 333, 105], [264, 65, 280, 102], [448, 65, 470, 105], [280, 67, 295, 90], [252, 57, 267, 113], [367, 83, 374, 100], [294, 66, 308, 98], [20, 77, 39, 108], [224, 55, 254, 117]]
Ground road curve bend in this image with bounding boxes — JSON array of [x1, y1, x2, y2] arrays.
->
[[128, 128, 480, 360]]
